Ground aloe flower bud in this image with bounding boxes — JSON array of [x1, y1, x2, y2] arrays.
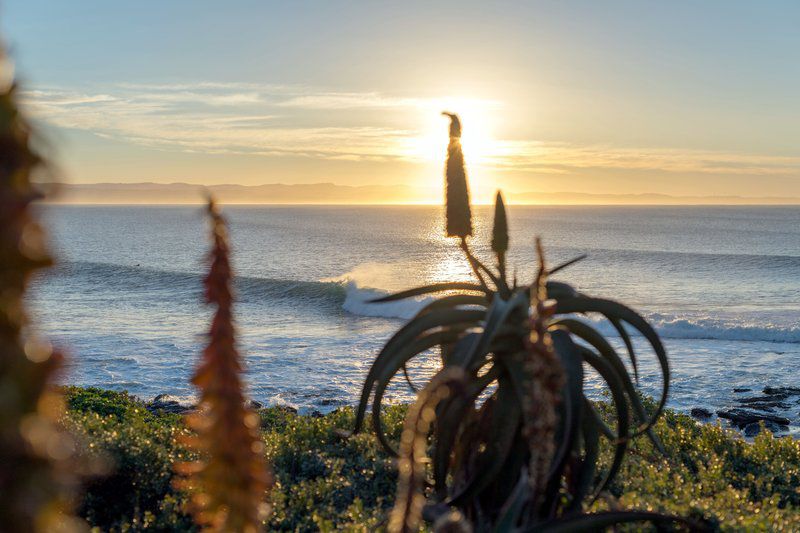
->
[[491, 191, 509, 255], [442, 112, 472, 238]]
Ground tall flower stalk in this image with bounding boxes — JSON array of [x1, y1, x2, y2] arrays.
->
[[521, 238, 564, 505], [442, 112, 472, 240], [177, 200, 272, 532], [0, 64, 84, 531]]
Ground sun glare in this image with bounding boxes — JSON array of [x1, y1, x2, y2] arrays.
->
[[401, 97, 502, 202]]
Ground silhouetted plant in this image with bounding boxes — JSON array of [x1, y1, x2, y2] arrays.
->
[[175, 200, 272, 532], [345, 114, 705, 531], [0, 58, 85, 531], [442, 112, 472, 239]]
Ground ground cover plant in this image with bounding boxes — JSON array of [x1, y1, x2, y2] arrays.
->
[[62, 386, 800, 531]]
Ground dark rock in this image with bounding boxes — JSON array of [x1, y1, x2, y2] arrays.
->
[[273, 404, 298, 414], [317, 398, 346, 406], [245, 399, 263, 410], [310, 410, 324, 418], [765, 420, 789, 434], [147, 400, 193, 415], [763, 386, 800, 396], [737, 395, 774, 404], [716, 408, 790, 428], [147, 394, 195, 415], [733, 387, 751, 393], [690, 407, 713, 420], [743, 420, 789, 437], [741, 401, 790, 412], [743, 422, 761, 437]]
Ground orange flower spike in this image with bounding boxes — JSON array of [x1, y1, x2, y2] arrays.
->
[[522, 238, 565, 503], [178, 199, 272, 532]]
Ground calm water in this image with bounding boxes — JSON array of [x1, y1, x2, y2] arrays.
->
[[28, 205, 800, 430]]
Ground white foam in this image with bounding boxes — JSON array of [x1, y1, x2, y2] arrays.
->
[[585, 312, 800, 344], [341, 281, 431, 320]]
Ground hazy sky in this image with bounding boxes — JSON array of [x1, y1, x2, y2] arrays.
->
[[3, 1, 800, 202]]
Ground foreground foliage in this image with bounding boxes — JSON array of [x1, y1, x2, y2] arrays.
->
[[175, 201, 272, 532], [64, 387, 800, 531], [0, 60, 84, 531]]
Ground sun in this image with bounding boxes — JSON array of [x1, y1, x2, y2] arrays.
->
[[408, 98, 498, 162], [404, 97, 501, 203]]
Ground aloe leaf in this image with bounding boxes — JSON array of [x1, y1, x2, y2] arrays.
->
[[447, 375, 521, 507], [368, 282, 488, 303], [544, 329, 584, 506], [401, 364, 418, 393], [347, 309, 484, 437], [531, 511, 709, 532], [371, 330, 468, 456], [433, 365, 500, 495], [544, 280, 578, 300], [555, 296, 669, 434], [547, 253, 587, 275], [492, 468, 530, 532], [577, 347, 630, 498], [413, 294, 489, 318], [567, 399, 600, 513], [608, 316, 638, 382], [550, 318, 652, 437], [585, 398, 616, 440], [456, 292, 529, 369]]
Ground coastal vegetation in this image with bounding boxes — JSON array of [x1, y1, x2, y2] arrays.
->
[[63, 386, 800, 531]]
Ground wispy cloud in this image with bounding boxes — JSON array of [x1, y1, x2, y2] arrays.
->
[[19, 82, 800, 176], [480, 141, 800, 176]]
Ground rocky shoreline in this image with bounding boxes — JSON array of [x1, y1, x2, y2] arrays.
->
[[691, 386, 800, 437], [144, 386, 800, 439]]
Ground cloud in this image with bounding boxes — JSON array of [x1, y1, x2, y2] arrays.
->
[[19, 82, 800, 177], [479, 140, 800, 176]]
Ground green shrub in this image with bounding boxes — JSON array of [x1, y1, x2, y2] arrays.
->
[[62, 386, 800, 531], [63, 387, 195, 532]]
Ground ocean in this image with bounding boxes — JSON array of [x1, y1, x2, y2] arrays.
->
[[28, 205, 800, 432]]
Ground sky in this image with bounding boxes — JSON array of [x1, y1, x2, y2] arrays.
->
[[3, 1, 800, 202]]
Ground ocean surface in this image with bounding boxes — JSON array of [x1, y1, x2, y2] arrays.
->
[[28, 205, 800, 432]]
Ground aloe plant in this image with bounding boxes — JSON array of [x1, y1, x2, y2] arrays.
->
[[344, 114, 703, 532]]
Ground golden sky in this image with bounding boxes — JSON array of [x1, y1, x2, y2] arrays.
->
[[5, 2, 800, 203]]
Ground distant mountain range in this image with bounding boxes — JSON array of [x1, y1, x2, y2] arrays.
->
[[37, 182, 800, 205]]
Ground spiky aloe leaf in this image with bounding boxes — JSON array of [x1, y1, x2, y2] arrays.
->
[[442, 112, 472, 239], [368, 282, 488, 303], [577, 346, 630, 499], [345, 309, 483, 440], [532, 511, 710, 532], [554, 296, 669, 433]]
